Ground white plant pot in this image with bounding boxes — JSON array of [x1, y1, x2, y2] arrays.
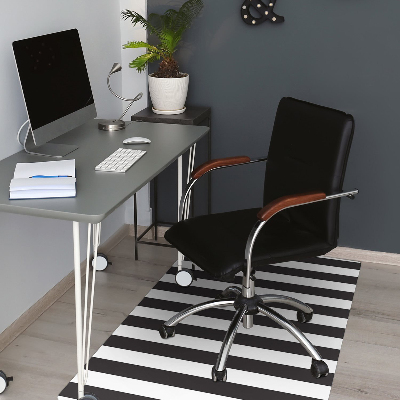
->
[[148, 73, 189, 114]]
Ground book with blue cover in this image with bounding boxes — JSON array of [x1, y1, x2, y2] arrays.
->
[[9, 159, 76, 199]]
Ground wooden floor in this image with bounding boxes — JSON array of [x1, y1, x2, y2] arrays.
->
[[0, 235, 399, 400]]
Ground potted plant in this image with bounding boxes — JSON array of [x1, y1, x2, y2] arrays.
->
[[122, 0, 204, 115]]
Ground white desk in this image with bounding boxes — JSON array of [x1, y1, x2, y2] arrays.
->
[[0, 119, 209, 399]]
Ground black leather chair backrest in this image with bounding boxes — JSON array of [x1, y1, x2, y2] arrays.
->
[[263, 97, 355, 246]]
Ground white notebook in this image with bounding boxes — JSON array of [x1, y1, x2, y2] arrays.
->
[[10, 159, 76, 200]]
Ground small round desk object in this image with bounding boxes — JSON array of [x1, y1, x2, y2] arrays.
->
[[123, 137, 151, 144], [97, 119, 126, 131]]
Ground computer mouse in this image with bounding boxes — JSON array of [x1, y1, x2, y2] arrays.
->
[[123, 137, 151, 144]]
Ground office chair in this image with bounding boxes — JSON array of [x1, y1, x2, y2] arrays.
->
[[159, 97, 358, 382]]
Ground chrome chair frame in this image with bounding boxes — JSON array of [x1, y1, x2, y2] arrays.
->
[[161, 158, 358, 381]]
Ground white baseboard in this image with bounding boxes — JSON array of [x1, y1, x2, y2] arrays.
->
[[128, 224, 169, 239], [0, 224, 130, 352], [326, 246, 400, 266]]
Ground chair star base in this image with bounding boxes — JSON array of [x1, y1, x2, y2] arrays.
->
[[159, 285, 329, 382]]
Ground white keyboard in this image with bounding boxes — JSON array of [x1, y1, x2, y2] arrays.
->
[[95, 148, 146, 173]]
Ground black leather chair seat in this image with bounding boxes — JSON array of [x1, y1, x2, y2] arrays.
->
[[165, 208, 333, 280]]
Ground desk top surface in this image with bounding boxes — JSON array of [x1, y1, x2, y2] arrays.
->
[[0, 120, 208, 223]]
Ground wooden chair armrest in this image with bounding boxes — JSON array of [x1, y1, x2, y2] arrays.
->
[[191, 156, 251, 179], [257, 191, 327, 221]]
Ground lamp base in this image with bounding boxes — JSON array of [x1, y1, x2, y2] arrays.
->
[[98, 119, 126, 131]]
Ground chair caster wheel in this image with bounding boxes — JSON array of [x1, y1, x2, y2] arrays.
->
[[297, 310, 313, 323], [311, 359, 329, 378], [212, 367, 227, 382], [0, 370, 13, 394], [91, 253, 111, 271], [159, 324, 175, 339], [175, 268, 194, 287], [79, 395, 98, 400]]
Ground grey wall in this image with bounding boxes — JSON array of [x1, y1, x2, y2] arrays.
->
[[148, 0, 400, 254]]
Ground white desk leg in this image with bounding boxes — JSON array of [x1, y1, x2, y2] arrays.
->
[[185, 144, 196, 220], [177, 155, 184, 270], [73, 221, 101, 400], [73, 221, 84, 398], [176, 144, 196, 278]]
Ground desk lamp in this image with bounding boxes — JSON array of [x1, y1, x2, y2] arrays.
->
[[98, 63, 143, 131]]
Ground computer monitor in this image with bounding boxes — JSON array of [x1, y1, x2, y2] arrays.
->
[[13, 29, 96, 157]]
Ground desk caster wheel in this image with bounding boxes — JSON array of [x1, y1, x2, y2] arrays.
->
[[212, 367, 227, 382], [0, 371, 13, 394], [175, 268, 194, 287], [311, 359, 329, 378], [297, 310, 313, 323], [79, 395, 98, 400], [91, 253, 111, 271]]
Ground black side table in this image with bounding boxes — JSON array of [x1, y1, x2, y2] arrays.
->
[[131, 106, 212, 259]]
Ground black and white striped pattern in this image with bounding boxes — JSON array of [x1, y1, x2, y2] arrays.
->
[[59, 257, 361, 400]]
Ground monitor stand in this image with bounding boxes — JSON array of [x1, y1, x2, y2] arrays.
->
[[23, 126, 78, 158]]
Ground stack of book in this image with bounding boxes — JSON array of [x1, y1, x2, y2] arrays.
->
[[9, 159, 76, 200]]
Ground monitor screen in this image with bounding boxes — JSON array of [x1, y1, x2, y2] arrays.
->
[[13, 29, 96, 146]]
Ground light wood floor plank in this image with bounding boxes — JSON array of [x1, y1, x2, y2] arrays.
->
[[329, 262, 400, 400], [107, 236, 177, 265]]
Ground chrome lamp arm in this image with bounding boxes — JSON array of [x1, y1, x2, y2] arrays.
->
[[106, 73, 143, 121], [98, 63, 143, 131], [243, 189, 359, 293]]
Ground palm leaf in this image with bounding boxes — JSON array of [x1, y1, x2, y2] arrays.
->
[[121, 10, 161, 38], [159, 30, 183, 55], [129, 52, 161, 73], [163, 9, 179, 30], [123, 41, 161, 54], [122, 0, 203, 75], [147, 12, 163, 30], [175, 0, 204, 32], [159, 30, 175, 53]]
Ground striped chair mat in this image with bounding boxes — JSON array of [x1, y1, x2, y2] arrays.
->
[[59, 257, 361, 400]]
